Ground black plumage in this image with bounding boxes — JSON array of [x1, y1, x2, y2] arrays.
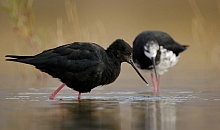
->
[[132, 31, 188, 92], [6, 39, 148, 99]]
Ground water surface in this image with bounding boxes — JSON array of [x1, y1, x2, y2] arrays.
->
[[1, 80, 220, 130]]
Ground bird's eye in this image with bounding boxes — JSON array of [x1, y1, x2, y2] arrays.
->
[[124, 52, 131, 55]]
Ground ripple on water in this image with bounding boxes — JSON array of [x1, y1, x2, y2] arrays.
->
[[54, 94, 199, 102], [5, 90, 217, 103]]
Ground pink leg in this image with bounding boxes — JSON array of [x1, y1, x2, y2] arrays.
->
[[78, 92, 81, 100], [49, 83, 66, 99], [157, 75, 161, 91], [151, 73, 158, 92]]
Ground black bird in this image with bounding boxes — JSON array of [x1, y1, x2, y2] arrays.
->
[[132, 31, 188, 92], [6, 39, 148, 99]]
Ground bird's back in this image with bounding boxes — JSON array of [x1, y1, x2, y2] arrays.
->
[[133, 31, 187, 56], [6, 42, 117, 92]]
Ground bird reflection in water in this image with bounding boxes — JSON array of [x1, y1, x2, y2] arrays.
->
[[56, 101, 121, 130], [53, 100, 176, 130]]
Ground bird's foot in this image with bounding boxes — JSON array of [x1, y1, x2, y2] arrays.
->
[[49, 83, 66, 100]]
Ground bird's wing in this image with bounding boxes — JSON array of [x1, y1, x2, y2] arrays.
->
[[153, 32, 187, 55], [32, 42, 104, 77]]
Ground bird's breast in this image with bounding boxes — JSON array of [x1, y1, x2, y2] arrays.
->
[[156, 46, 180, 74], [100, 63, 121, 85]]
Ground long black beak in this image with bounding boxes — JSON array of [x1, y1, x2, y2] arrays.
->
[[151, 57, 158, 82], [129, 60, 149, 85]]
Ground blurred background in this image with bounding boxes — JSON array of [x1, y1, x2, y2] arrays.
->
[[0, 0, 219, 89], [0, 0, 220, 87], [0, 0, 220, 130]]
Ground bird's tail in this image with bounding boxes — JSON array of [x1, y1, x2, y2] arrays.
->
[[182, 45, 189, 51], [5, 55, 34, 64], [183, 45, 189, 48]]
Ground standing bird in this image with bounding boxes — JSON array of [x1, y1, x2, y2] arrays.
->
[[132, 31, 188, 92], [6, 39, 148, 99]]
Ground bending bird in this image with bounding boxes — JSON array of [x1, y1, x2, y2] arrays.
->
[[6, 39, 148, 99]]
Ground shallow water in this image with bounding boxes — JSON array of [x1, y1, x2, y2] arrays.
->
[[1, 79, 220, 130]]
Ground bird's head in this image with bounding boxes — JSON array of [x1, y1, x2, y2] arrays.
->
[[144, 41, 159, 59], [107, 39, 149, 85], [107, 39, 132, 63]]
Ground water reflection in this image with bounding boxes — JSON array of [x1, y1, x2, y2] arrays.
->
[[2, 90, 220, 130], [55, 100, 176, 130], [127, 101, 175, 130], [56, 101, 121, 130]]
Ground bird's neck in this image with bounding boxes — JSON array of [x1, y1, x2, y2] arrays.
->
[[99, 49, 121, 85], [106, 49, 121, 66]]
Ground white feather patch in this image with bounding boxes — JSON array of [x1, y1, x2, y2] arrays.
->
[[156, 46, 179, 75]]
